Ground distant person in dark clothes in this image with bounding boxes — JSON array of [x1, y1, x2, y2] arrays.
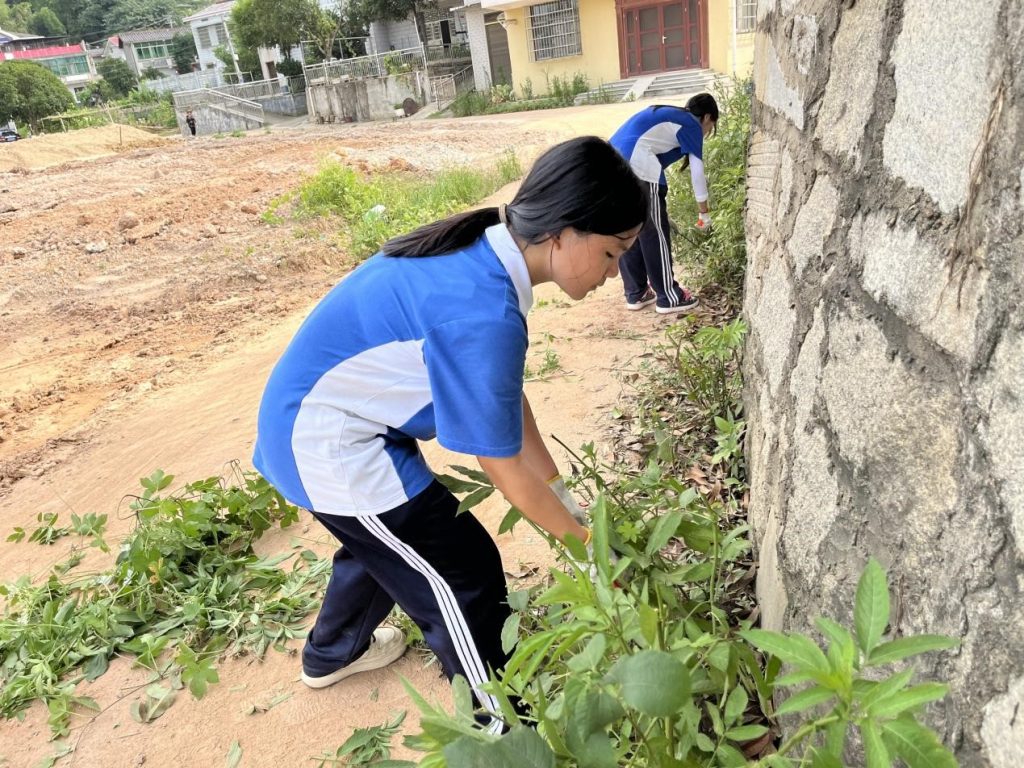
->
[[185, 110, 196, 137], [610, 93, 720, 315]]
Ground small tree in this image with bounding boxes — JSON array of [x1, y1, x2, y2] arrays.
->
[[97, 58, 138, 97], [170, 32, 198, 74], [0, 61, 75, 131], [29, 7, 67, 37]]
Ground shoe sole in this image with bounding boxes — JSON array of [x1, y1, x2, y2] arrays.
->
[[655, 300, 699, 314], [301, 639, 407, 689], [625, 297, 657, 311]]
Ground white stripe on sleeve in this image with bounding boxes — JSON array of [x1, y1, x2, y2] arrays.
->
[[689, 154, 709, 203]]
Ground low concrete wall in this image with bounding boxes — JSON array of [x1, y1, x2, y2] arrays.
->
[[256, 91, 307, 116], [307, 72, 427, 123], [175, 104, 263, 137]]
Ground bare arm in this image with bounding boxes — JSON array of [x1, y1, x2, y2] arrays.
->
[[478, 453, 586, 544], [477, 394, 583, 544], [520, 393, 559, 482]]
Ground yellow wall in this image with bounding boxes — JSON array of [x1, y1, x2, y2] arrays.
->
[[502, 0, 751, 94], [502, 0, 622, 94], [707, 0, 754, 77]]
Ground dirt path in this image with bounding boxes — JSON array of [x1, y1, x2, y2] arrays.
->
[[0, 98, 697, 767]]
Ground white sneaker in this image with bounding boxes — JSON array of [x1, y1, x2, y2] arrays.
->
[[625, 288, 657, 311], [301, 626, 407, 689]]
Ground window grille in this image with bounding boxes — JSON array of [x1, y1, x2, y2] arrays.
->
[[197, 25, 213, 49], [527, 0, 582, 62], [736, 0, 757, 33]]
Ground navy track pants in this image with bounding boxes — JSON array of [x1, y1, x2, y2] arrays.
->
[[303, 480, 512, 719]]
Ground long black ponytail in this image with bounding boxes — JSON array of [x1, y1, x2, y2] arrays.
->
[[381, 136, 647, 258]]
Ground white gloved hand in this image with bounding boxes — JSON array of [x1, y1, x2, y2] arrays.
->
[[697, 211, 712, 229], [548, 475, 587, 525]]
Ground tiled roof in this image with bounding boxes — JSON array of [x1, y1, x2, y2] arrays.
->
[[11, 44, 85, 60], [184, 1, 235, 23], [118, 27, 184, 44], [0, 28, 43, 43]]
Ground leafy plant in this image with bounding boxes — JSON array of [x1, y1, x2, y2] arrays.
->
[[0, 468, 327, 736], [7, 512, 70, 545], [525, 333, 562, 382], [421, 310, 957, 767], [312, 710, 413, 766], [403, 481, 957, 767], [265, 152, 522, 262]]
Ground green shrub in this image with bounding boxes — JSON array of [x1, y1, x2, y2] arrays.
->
[[268, 150, 523, 261]]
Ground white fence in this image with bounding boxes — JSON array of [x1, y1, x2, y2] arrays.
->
[[141, 69, 227, 95], [304, 46, 427, 83]]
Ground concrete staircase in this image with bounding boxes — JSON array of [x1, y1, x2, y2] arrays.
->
[[574, 78, 636, 105], [644, 68, 722, 99], [575, 68, 723, 104]]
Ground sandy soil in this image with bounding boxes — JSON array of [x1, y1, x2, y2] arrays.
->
[[0, 99, 697, 767]]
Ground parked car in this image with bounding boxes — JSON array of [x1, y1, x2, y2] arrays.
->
[[0, 128, 21, 142]]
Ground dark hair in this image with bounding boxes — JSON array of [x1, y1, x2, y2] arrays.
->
[[685, 92, 719, 123], [380, 136, 647, 258], [652, 93, 719, 133]]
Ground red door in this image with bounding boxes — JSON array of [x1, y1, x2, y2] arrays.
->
[[619, 0, 706, 77]]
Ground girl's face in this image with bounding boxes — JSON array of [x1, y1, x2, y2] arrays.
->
[[700, 115, 717, 138], [550, 225, 642, 300]]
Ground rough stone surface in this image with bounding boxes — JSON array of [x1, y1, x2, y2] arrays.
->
[[789, 304, 825, 434], [751, 253, 795, 397], [856, 212, 988, 359], [756, 510, 788, 631], [790, 15, 818, 75], [820, 307, 959, 509], [777, 149, 794, 220], [981, 673, 1024, 768], [754, 40, 804, 129], [780, 426, 838, 585], [747, 5, 1022, 760], [979, 330, 1024, 555], [882, 0, 1001, 213], [787, 175, 839, 275], [816, 0, 886, 165]]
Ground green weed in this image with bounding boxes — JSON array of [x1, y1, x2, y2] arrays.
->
[[266, 150, 522, 262], [311, 710, 412, 766], [0, 468, 327, 736]]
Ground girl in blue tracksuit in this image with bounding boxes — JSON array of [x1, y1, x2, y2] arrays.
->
[[252, 136, 646, 729], [610, 93, 719, 314]]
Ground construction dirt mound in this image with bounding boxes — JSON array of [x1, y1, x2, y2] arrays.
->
[[0, 123, 171, 172]]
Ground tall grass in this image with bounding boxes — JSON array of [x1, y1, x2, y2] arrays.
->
[[264, 150, 522, 260], [667, 79, 752, 302]]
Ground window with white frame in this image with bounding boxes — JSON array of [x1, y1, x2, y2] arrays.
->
[[197, 25, 213, 49], [527, 0, 582, 62], [135, 41, 170, 60], [736, 0, 757, 33]]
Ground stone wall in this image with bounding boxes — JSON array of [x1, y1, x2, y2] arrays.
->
[[742, 1, 1023, 764]]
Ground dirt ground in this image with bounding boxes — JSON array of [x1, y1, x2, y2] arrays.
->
[[0, 99, 697, 767]]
